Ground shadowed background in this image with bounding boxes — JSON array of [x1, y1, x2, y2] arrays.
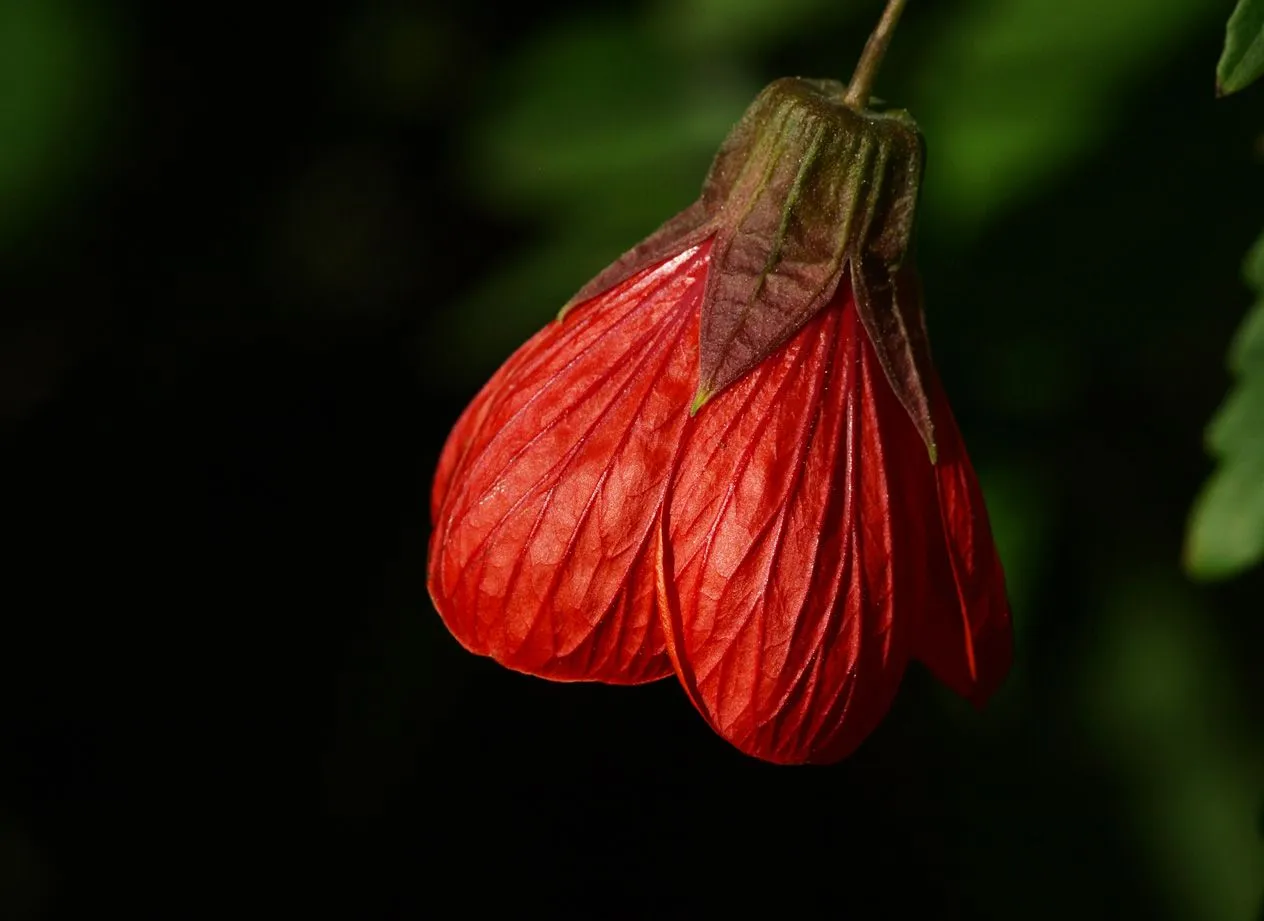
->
[[2, 0, 1263, 917]]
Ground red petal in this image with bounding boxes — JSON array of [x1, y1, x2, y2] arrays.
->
[[431, 338, 540, 525], [428, 243, 712, 684], [912, 378, 1013, 707], [658, 289, 939, 764]]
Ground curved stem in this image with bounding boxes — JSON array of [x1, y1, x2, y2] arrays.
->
[[844, 0, 910, 109]]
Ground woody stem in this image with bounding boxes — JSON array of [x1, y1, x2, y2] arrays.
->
[[844, 0, 910, 109]]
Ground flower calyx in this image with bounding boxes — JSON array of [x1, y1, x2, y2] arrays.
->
[[563, 76, 938, 461]]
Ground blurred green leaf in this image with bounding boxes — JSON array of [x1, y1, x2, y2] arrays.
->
[[1232, 232, 1264, 368], [1186, 230, 1264, 580], [1082, 575, 1264, 921], [0, 1, 113, 247], [1217, 0, 1264, 96], [911, 0, 1217, 234]]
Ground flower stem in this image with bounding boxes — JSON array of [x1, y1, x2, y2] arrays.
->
[[844, 0, 910, 109]]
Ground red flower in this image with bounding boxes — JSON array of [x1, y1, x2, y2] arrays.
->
[[428, 78, 1012, 764]]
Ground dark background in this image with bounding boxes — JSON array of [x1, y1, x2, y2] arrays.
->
[[2, 0, 1263, 917]]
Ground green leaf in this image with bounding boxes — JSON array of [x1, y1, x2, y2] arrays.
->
[[1216, 0, 1264, 96], [1185, 229, 1264, 580]]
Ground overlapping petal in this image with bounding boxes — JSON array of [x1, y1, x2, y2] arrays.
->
[[656, 288, 942, 764], [427, 243, 712, 684], [912, 379, 1013, 706]]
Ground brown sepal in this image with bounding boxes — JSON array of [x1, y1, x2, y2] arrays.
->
[[557, 76, 938, 460], [851, 256, 937, 461]]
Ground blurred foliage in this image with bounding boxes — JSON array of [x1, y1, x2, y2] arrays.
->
[[0, 1, 115, 248], [908, 0, 1219, 235], [0, 1, 118, 424], [1083, 574, 1264, 920], [1187, 1, 1264, 581], [1188, 232, 1264, 578], [2, 1, 1263, 919], [1218, 0, 1264, 96]]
